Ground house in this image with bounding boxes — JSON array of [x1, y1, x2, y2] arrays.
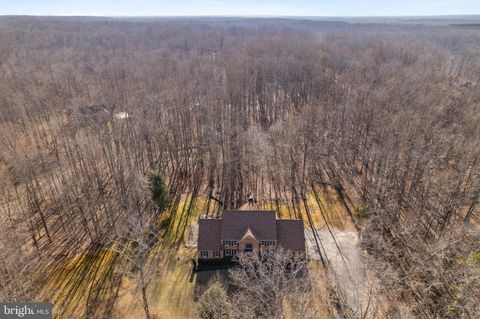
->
[[113, 111, 131, 120], [197, 209, 305, 263]]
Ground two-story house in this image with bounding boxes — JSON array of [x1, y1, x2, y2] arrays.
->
[[197, 209, 305, 263]]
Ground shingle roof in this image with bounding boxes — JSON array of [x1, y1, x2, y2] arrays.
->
[[198, 219, 222, 250], [198, 212, 306, 253], [221, 210, 277, 240], [276, 220, 305, 252]]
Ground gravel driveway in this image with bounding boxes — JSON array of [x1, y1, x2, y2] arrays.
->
[[306, 228, 369, 317]]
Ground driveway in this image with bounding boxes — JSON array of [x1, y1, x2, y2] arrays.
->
[[306, 228, 369, 318]]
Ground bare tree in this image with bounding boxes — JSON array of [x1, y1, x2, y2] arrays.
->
[[229, 252, 319, 319], [111, 214, 163, 319], [197, 281, 234, 319], [0, 17, 478, 318]]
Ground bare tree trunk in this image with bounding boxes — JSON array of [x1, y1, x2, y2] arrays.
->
[[139, 268, 151, 319]]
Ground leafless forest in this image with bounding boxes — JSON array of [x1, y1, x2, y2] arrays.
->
[[0, 17, 479, 318]]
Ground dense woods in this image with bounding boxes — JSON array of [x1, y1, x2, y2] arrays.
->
[[0, 17, 479, 318]]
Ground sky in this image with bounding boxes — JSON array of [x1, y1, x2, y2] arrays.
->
[[1, 0, 479, 17]]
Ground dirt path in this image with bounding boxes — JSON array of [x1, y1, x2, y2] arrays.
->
[[306, 228, 370, 318]]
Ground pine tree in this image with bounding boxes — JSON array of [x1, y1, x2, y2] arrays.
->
[[148, 172, 169, 211]]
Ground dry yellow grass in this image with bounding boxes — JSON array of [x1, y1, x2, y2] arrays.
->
[[163, 194, 218, 244], [38, 249, 119, 318], [39, 190, 356, 318], [261, 186, 357, 230], [115, 247, 197, 319]]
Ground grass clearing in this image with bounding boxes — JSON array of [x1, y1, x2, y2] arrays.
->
[[115, 247, 197, 319], [38, 248, 120, 318], [163, 194, 218, 244], [261, 186, 357, 230], [38, 189, 355, 318]]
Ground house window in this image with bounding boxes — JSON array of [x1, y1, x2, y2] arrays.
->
[[200, 251, 208, 258], [233, 249, 238, 255], [213, 251, 221, 258], [261, 241, 275, 246], [245, 243, 253, 253], [224, 240, 238, 247], [224, 249, 231, 256]]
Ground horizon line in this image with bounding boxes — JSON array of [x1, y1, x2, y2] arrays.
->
[[1, 14, 480, 18]]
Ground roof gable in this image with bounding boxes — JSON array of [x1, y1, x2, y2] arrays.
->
[[240, 227, 258, 241]]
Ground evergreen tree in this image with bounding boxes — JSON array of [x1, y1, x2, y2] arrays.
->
[[148, 172, 169, 211]]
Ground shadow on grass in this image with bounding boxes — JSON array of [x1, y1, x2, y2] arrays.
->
[[38, 243, 124, 319]]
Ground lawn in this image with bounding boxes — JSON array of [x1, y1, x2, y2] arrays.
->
[[38, 189, 356, 318]]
